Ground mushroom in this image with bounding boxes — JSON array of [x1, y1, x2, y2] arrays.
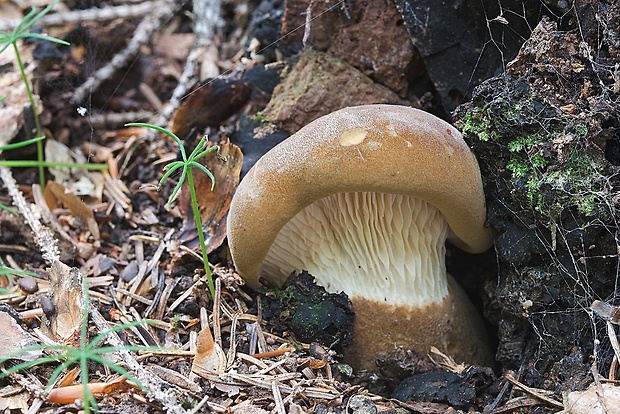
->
[[227, 104, 494, 370]]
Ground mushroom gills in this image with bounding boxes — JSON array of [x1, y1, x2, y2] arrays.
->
[[261, 191, 449, 307]]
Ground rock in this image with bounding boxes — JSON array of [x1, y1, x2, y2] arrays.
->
[[394, 0, 538, 112], [17, 277, 38, 294], [262, 48, 409, 133], [279, 0, 420, 97]]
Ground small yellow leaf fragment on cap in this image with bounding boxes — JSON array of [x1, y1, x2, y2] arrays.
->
[[338, 128, 368, 146]]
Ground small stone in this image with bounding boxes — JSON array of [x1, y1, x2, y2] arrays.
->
[[346, 395, 377, 414], [120, 260, 139, 282], [17, 277, 39, 294], [40, 296, 56, 318]]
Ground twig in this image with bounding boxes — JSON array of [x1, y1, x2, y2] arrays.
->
[[302, 0, 315, 46], [89, 305, 190, 414], [213, 277, 223, 348], [484, 396, 549, 414], [145, 0, 223, 140], [607, 320, 620, 365], [0, 2, 162, 32], [72, 1, 180, 104], [590, 355, 613, 414], [272, 380, 286, 414], [0, 167, 59, 263], [252, 347, 296, 360], [188, 394, 211, 414], [71, 111, 154, 128], [503, 373, 563, 408], [226, 311, 241, 369]]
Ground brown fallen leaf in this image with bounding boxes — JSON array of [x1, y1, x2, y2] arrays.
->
[[0, 387, 30, 412], [191, 325, 226, 376], [178, 140, 243, 253], [230, 403, 270, 414], [43, 181, 100, 242], [170, 78, 251, 140], [57, 367, 80, 387], [591, 300, 620, 325], [0, 40, 42, 147], [46, 376, 128, 404]]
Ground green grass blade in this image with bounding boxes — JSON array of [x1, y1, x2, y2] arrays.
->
[[43, 359, 76, 394], [125, 122, 187, 159], [19, 0, 60, 34], [0, 265, 43, 278], [0, 136, 45, 151], [20, 32, 70, 46], [1, 354, 70, 377], [0, 204, 18, 216], [188, 137, 209, 159], [11, 7, 38, 35], [192, 145, 218, 161]]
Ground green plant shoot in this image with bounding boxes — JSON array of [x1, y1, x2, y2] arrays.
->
[[125, 123, 220, 297], [0, 0, 70, 187]]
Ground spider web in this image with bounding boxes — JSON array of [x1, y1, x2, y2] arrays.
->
[[461, 0, 620, 385]]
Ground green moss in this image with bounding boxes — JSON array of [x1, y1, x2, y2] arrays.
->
[[506, 158, 530, 179], [458, 83, 607, 218], [461, 109, 495, 142], [253, 111, 269, 123]]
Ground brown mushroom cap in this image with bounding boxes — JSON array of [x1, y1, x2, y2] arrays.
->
[[228, 104, 492, 283], [227, 104, 494, 368]]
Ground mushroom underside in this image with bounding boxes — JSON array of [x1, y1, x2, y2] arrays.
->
[[262, 191, 449, 308]]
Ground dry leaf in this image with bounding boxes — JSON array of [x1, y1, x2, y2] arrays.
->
[[44, 180, 100, 241], [46, 376, 128, 404], [0, 41, 42, 146], [591, 300, 620, 325], [0, 311, 42, 361], [214, 382, 241, 396], [45, 139, 76, 185], [564, 383, 620, 414], [58, 367, 80, 387], [170, 78, 251, 140], [0, 387, 30, 412], [230, 403, 269, 414], [178, 140, 243, 253], [191, 326, 226, 376]]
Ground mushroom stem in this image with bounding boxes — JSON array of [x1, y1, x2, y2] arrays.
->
[[349, 275, 493, 371], [262, 192, 449, 308]]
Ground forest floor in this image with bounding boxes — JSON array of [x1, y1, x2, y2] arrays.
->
[[1, 0, 619, 413]]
